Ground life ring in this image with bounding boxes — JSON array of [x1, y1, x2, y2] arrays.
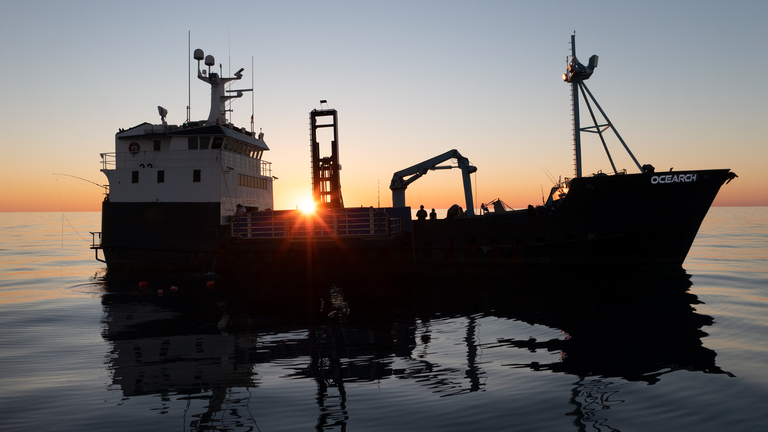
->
[[129, 142, 140, 155]]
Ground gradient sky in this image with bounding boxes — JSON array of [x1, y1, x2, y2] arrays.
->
[[1, 0, 765, 212]]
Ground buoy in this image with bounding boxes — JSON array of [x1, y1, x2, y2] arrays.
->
[[170, 286, 178, 292], [157, 289, 163, 296], [139, 281, 148, 290], [206, 280, 215, 288]]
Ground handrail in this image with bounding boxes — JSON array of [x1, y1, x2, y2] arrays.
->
[[89, 231, 102, 248], [99, 151, 272, 175], [100, 153, 115, 170], [231, 208, 405, 240]]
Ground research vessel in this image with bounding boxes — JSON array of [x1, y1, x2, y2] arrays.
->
[[92, 36, 735, 274]]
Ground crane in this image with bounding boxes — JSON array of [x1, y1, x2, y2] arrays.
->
[[389, 149, 477, 217]]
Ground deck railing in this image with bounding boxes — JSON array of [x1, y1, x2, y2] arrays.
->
[[100, 151, 272, 176], [231, 208, 406, 239], [90, 231, 102, 248], [89, 231, 105, 263]]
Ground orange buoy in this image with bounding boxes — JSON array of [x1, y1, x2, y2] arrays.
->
[[157, 289, 163, 296], [206, 280, 215, 288], [139, 281, 148, 290], [170, 286, 179, 292]]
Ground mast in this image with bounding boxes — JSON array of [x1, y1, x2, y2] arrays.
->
[[187, 31, 191, 125], [563, 34, 646, 177], [570, 34, 582, 178], [193, 48, 251, 126]]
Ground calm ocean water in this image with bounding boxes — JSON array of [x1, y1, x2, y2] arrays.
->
[[0, 208, 766, 431]]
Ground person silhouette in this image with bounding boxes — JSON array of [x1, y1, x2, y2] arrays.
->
[[416, 205, 428, 221]]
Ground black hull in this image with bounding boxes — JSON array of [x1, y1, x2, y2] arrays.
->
[[101, 202, 227, 272], [99, 169, 732, 275], [411, 169, 731, 269]]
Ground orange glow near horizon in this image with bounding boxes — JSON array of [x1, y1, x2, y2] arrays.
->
[[0, 173, 763, 213], [0, 177, 104, 213]]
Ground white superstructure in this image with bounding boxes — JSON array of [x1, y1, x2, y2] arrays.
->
[[100, 49, 273, 224]]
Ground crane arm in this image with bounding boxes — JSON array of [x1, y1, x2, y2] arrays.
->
[[389, 149, 477, 217]]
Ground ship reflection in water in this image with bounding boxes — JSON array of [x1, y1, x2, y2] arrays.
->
[[100, 270, 731, 431]]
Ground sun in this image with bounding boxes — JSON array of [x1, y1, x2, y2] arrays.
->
[[299, 200, 316, 214]]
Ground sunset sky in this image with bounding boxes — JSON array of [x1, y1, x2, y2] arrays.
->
[[1, 0, 765, 213]]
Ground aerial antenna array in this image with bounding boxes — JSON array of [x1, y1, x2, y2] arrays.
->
[[186, 34, 257, 135]]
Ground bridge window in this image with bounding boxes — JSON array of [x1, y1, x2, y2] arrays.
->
[[188, 137, 198, 150], [238, 173, 268, 189], [200, 137, 210, 150], [153, 140, 161, 151]]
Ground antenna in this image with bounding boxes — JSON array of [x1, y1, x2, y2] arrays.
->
[[187, 31, 191, 124], [228, 30, 231, 76], [228, 31, 231, 123], [251, 56, 254, 134]]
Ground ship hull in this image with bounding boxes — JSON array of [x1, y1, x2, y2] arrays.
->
[[411, 169, 731, 270], [99, 169, 732, 275], [100, 202, 226, 272]]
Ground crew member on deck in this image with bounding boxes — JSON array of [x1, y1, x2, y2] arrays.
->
[[236, 204, 245, 216], [416, 205, 428, 221], [429, 208, 437, 220]]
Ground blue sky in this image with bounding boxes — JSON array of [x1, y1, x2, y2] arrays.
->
[[1, 0, 765, 211]]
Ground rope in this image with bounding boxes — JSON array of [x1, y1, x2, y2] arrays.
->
[[55, 177, 93, 243]]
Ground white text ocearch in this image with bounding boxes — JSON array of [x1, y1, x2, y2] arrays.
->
[[651, 174, 698, 184]]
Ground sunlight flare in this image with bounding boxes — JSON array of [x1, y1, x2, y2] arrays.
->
[[299, 200, 316, 215]]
